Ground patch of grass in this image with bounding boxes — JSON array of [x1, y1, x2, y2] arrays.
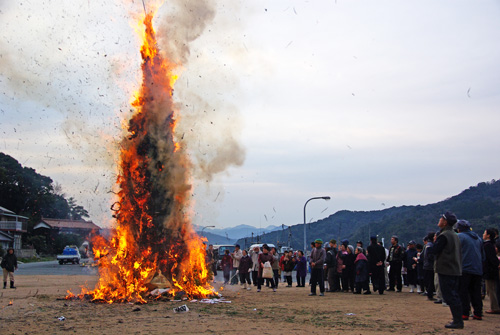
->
[[36, 294, 51, 300]]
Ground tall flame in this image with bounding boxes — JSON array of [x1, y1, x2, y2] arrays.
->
[[71, 11, 213, 303]]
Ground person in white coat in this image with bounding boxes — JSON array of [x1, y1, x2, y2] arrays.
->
[[230, 244, 243, 285]]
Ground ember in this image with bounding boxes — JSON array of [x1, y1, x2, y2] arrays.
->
[[68, 8, 214, 303]]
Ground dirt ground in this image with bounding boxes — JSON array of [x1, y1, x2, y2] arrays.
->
[[1, 275, 499, 335]]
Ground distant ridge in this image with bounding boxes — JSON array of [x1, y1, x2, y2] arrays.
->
[[236, 179, 500, 249]]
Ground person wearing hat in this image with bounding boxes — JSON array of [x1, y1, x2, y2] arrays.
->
[[309, 239, 326, 296], [432, 211, 463, 329], [367, 236, 386, 295], [456, 220, 484, 320], [386, 235, 404, 292], [1, 247, 17, 289], [422, 232, 436, 301], [356, 241, 366, 255], [405, 241, 418, 293]]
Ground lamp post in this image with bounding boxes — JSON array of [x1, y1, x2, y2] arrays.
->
[[303, 196, 330, 253]]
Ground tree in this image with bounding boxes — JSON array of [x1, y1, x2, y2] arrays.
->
[[0, 152, 90, 229], [68, 197, 89, 220]]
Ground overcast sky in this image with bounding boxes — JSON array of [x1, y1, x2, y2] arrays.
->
[[1, 0, 499, 230]]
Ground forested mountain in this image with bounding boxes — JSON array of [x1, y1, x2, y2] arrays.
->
[[236, 180, 500, 250], [0, 152, 89, 231]]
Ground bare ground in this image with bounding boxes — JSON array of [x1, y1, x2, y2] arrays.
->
[[0, 275, 499, 334]]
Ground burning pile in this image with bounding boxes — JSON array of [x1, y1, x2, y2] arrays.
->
[[68, 10, 214, 303]]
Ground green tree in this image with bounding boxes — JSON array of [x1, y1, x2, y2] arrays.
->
[[68, 197, 89, 220], [0, 153, 90, 227]]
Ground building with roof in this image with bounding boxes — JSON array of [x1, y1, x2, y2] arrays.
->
[[0, 206, 28, 250], [34, 218, 101, 241]]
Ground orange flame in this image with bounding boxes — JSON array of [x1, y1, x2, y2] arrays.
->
[[68, 11, 214, 303]]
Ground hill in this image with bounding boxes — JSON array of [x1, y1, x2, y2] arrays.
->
[[195, 231, 237, 245], [199, 224, 282, 241], [236, 179, 500, 250]]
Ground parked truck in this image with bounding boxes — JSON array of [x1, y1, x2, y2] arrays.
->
[[57, 245, 81, 264]]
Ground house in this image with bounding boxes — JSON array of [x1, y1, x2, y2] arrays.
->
[[34, 218, 101, 241], [0, 206, 28, 250]]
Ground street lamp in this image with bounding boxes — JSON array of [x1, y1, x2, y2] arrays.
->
[[304, 196, 330, 253]]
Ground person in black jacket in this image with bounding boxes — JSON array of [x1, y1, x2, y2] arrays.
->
[[367, 236, 386, 295], [387, 236, 404, 292], [354, 247, 370, 294], [422, 233, 436, 301], [343, 245, 356, 293], [1, 247, 18, 289], [238, 249, 253, 290], [482, 228, 500, 314], [405, 241, 418, 293], [325, 243, 337, 292]]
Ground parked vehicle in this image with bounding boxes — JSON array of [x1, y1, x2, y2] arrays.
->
[[57, 245, 81, 265], [279, 246, 293, 254], [248, 243, 276, 252]]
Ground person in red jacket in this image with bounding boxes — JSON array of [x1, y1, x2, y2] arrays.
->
[[220, 249, 232, 284]]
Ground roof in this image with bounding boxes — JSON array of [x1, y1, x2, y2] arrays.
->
[[0, 231, 13, 242], [0, 206, 15, 215], [34, 218, 101, 230]]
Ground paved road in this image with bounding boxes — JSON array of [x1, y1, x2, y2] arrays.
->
[[16, 260, 99, 276]]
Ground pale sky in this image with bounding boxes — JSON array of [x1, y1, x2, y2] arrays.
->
[[1, 0, 499, 230]]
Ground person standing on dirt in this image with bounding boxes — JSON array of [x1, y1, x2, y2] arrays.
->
[[482, 228, 500, 314], [230, 244, 243, 285], [339, 241, 349, 292], [250, 246, 260, 286], [344, 245, 356, 293], [270, 247, 280, 288], [367, 236, 386, 295], [206, 244, 217, 281], [220, 249, 232, 284], [387, 235, 404, 292], [456, 220, 484, 320], [238, 249, 252, 290], [422, 233, 436, 301], [354, 247, 370, 294], [405, 241, 418, 293], [325, 242, 337, 292], [257, 244, 276, 292], [1, 247, 18, 289], [282, 250, 295, 287], [309, 239, 326, 296], [294, 250, 307, 287], [433, 211, 463, 329]]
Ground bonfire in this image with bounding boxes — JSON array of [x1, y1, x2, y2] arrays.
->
[[68, 7, 215, 304]]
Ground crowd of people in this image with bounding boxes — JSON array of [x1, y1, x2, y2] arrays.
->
[[205, 212, 500, 330]]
